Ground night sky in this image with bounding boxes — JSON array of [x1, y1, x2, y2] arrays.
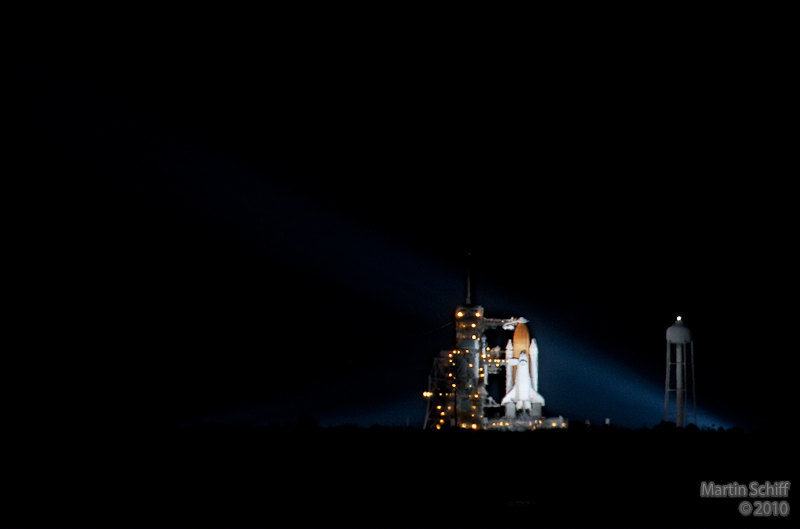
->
[[10, 18, 795, 435]]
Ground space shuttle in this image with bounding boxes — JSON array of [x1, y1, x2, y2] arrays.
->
[[501, 351, 545, 411]]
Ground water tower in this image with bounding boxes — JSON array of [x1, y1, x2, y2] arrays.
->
[[664, 316, 696, 427]]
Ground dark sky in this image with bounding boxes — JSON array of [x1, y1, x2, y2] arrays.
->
[[9, 17, 795, 432]]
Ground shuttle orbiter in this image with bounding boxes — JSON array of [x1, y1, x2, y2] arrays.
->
[[501, 352, 545, 411]]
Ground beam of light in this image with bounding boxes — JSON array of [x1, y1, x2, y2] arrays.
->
[[26, 69, 736, 429], [165, 166, 732, 428]]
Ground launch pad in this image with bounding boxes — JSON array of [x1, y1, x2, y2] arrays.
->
[[423, 304, 566, 431]]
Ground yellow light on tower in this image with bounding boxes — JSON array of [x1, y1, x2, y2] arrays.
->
[[456, 311, 464, 318]]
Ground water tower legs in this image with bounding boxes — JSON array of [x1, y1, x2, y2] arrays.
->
[[676, 343, 685, 427]]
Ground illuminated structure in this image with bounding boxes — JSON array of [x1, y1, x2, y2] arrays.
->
[[423, 304, 565, 431], [664, 316, 696, 427]]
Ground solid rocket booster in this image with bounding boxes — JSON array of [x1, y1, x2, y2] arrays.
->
[[504, 339, 515, 418], [529, 338, 539, 392], [504, 339, 514, 392]]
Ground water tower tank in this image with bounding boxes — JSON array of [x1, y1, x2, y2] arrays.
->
[[666, 317, 691, 344]]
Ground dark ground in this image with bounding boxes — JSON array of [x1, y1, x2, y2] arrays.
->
[[6, 425, 797, 529]]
